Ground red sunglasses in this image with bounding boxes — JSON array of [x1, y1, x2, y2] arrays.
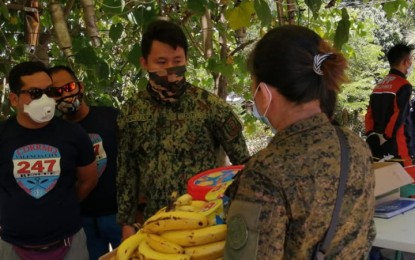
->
[[54, 81, 79, 96]]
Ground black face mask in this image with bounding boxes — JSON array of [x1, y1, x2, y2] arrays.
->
[[55, 91, 82, 115], [147, 65, 187, 103]]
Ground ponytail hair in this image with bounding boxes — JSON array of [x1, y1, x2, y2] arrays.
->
[[248, 25, 348, 116]]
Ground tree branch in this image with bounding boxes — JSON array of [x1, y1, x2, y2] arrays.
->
[[63, 0, 76, 18], [5, 3, 38, 13], [230, 39, 255, 56]]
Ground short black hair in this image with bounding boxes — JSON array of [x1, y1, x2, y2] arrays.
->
[[8, 61, 50, 93], [48, 65, 78, 81], [141, 19, 188, 59], [387, 44, 412, 67]]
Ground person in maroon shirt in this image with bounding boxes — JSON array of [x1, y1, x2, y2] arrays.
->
[[365, 44, 415, 178]]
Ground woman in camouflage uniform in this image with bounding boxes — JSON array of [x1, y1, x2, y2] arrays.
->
[[224, 25, 376, 259]]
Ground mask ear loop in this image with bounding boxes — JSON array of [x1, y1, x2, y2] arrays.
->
[[260, 82, 272, 117], [253, 84, 260, 99]]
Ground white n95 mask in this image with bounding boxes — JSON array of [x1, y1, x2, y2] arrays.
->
[[24, 94, 56, 123]]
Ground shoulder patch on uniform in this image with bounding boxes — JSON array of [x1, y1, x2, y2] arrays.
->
[[227, 214, 248, 250], [223, 114, 242, 141]]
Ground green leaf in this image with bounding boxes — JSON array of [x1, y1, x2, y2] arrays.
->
[[225, 0, 255, 30], [75, 46, 98, 66], [127, 44, 141, 69], [0, 5, 10, 20], [109, 23, 123, 43], [334, 8, 350, 51], [206, 57, 220, 73], [96, 60, 110, 80], [187, 0, 209, 16], [383, 0, 405, 18], [206, 57, 234, 78], [71, 36, 87, 53], [101, 0, 123, 14], [217, 63, 234, 78], [132, 4, 158, 26], [14, 45, 25, 58], [136, 77, 148, 91], [0, 63, 10, 79], [304, 0, 322, 18], [254, 0, 272, 26]]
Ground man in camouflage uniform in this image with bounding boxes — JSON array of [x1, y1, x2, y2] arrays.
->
[[117, 19, 249, 240], [225, 25, 375, 259]]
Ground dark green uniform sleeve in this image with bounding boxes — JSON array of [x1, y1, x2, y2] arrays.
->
[[211, 99, 250, 165], [116, 107, 139, 225]]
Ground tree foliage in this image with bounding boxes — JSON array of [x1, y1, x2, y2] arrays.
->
[[0, 0, 414, 137]]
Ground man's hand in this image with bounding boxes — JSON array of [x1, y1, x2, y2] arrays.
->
[[121, 225, 137, 241], [121, 210, 144, 242]]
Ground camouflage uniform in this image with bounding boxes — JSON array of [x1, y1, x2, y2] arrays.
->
[[225, 113, 376, 260], [117, 83, 249, 223]]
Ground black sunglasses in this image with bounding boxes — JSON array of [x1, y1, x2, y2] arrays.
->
[[17, 87, 61, 100], [54, 81, 79, 95]]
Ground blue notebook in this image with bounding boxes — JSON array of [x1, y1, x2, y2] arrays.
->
[[375, 198, 415, 219]]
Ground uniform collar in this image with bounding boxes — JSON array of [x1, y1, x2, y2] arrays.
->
[[389, 68, 406, 79], [269, 113, 331, 144]]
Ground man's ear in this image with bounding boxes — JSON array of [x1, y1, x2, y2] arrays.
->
[[9, 92, 18, 107], [79, 82, 85, 94], [140, 57, 147, 70], [403, 56, 412, 67], [258, 82, 272, 103]]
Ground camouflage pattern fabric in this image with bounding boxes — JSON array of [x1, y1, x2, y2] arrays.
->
[[117, 83, 250, 223], [225, 113, 376, 260]]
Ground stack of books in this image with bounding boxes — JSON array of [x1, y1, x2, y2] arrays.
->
[[374, 198, 415, 219]]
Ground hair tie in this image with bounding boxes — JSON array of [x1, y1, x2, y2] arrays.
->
[[313, 53, 332, 75]]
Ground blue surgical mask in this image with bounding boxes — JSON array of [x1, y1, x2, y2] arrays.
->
[[252, 83, 276, 133], [252, 103, 271, 125]]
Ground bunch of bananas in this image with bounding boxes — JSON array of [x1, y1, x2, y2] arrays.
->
[[115, 193, 227, 260]]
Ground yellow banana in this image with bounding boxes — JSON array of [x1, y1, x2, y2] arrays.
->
[[130, 249, 141, 259], [164, 200, 206, 212], [174, 193, 193, 206], [142, 211, 208, 233], [191, 200, 207, 209], [184, 240, 226, 260], [160, 224, 227, 247], [175, 205, 196, 212], [115, 230, 146, 260], [138, 240, 190, 260], [146, 233, 185, 254], [154, 198, 204, 215], [155, 206, 167, 215]]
